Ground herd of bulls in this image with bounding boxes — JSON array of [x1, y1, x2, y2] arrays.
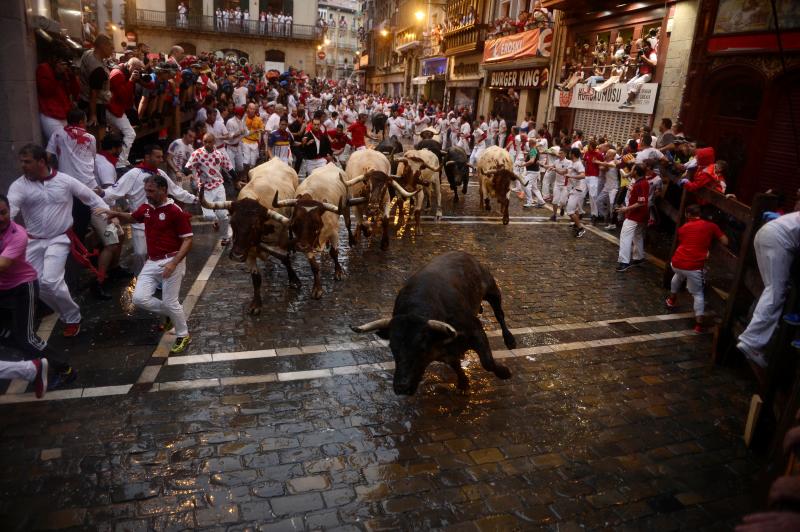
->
[[200, 142, 521, 394]]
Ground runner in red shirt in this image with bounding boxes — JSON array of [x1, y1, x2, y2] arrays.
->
[[347, 113, 376, 151], [616, 164, 649, 271], [666, 204, 729, 332], [100, 174, 194, 354]]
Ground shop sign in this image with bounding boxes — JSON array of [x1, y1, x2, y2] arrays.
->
[[489, 68, 549, 89], [553, 82, 659, 115], [483, 28, 553, 63]]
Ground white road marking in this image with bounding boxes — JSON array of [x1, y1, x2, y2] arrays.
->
[[165, 312, 693, 367], [0, 315, 701, 405]]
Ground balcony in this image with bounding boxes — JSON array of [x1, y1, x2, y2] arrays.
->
[[443, 25, 486, 56], [395, 30, 422, 53], [130, 9, 323, 42]]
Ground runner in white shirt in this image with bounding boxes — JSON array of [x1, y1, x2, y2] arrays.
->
[[469, 123, 487, 167], [457, 116, 471, 153], [95, 135, 123, 190], [166, 129, 196, 189], [497, 118, 508, 148], [565, 147, 587, 237], [45, 112, 97, 188], [186, 133, 234, 246], [386, 110, 406, 139], [545, 148, 569, 221], [204, 108, 229, 149], [487, 114, 499, 146], [8, 144, 108, 336], [265, 104, 282, 134], [104, 144, 196, 274], [225, 107, 248, 176], [232, 79, 249, 107]]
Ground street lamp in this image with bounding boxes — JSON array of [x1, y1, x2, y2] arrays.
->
[[380, 28, 388, 37], [324, 37, 330, 45], [415, 10, 425, 22]]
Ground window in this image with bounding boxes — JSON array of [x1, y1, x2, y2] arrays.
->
[[498, 0, 511, 19], [265, 49, 285, 62]]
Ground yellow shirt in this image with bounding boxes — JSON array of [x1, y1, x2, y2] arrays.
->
[[243, 115, 263, 144]]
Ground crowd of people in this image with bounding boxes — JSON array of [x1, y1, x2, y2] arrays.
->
[[5, 30, 798, 409]]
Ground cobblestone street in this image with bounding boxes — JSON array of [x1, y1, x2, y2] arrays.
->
[[0, 188, 759, 531]]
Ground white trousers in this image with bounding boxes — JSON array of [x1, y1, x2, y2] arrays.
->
[[566, 186, 586, 216], [523, 171, 545, 205], [131, 226, 148, 275], [305, 158, 327, 176], [552, 180, 569, 207], [132, 257, 188, 337], [585, 176, 601, 217], [618, 218, 645, 264], [40, 114, 66, 141], [670, 264, 706, 316], [225, 145, 243, 171], [542, 170, 556, 199], [469, 146, 486, 167], [242, 142, 259, 166], [738, 222, 796, 354], [200, 185, 229, 239], [604, 177, 619, 218], [26, 234, 81, 324], [106, 111, 136, 167], [0, 360, 36, 381]]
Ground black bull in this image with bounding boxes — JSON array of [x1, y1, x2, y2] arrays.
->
[[351, 251, 515, 395], [442, 146, 470, 202]]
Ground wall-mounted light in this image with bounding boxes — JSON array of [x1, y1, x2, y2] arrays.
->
[[415, 10, 424, 21]]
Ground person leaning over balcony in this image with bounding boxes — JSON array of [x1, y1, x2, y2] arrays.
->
[[78, 34, 113, 132], [37, 50, 79, 141]]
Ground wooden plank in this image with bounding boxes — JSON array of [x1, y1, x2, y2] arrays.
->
[[694, 187, 752, 221], [661, 188, 688, 288], [744, 394, 763, 447]]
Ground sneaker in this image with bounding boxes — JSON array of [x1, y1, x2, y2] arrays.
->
[[535, 202, 546, 208], [48, 367, 78, 390], [560, 208, 565, 216], [170, 335, 192, 354], [63, 322, 81, 338], [576, 228, 586, 238], [616, 262, 632, 272], [32, 358, 48, 399], [220, 238, 230, 246], [604, 223, 617, 230], [784, 313, 800, 326], [693, 324, 705, 334], [549, 214, 557, 222], [665, 296, 678, 310], [737, 341, 767, 368], [522, 203, 534, 208], [631, 259, 645, 266]]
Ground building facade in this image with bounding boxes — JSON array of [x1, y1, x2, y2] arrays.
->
[[442, 0, 490, 114], [317, 0, 361, 81]]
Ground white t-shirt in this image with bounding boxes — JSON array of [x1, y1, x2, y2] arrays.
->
[[94, 154, 118, 188], [167, 138, 194, 172], [387, 116, 405, 138], [571, 140, 583, 150], [46, 127, 97, 187], [233, 86, 249, 107], [635, 147, 664, 165], [567, 159, 586, 191]]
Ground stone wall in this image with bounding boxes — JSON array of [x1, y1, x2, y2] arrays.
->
[[0, 0, 39, 194], [654, 0, 699, 123]]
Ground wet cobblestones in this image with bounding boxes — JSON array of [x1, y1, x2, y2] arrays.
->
[[0, 184, 759, 530]]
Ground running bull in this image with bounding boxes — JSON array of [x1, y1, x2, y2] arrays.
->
[[351, 251, 515, 395], [477, 145, 526, 225], [200, 158, 300, 315], [394, 149, 443, 231], [343, 148, 417, 250], [272, 162, 354, 299], [442, 146, 471, 203]]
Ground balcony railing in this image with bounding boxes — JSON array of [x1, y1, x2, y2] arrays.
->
[[131, 9, 323, 41], [443, 24, 486, 56]]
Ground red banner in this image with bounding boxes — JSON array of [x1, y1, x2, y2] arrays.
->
[[483, 28, 552, 63]]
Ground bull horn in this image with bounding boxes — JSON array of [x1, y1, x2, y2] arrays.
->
[[272, 190, 298, 208], [259, 243, 288, 261], [266, 209, 291, 225], [394, 156, 407, 163], [440, 150, 448, 156], [344, 174, 365, 187], [467, 163, 476, 170], [322, 199, 340, 214], [390, 180, 416, 199], [445, 161, 456, 167], [426, 320, 458, 338], [347, 197, 368, 206], [422, 162, 440, 173], [351, 318, 391, 333], [200, 186, 233, 210]]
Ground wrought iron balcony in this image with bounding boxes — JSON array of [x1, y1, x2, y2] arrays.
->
[[442, 24, 486, 56], [130, 9, 323, 41]]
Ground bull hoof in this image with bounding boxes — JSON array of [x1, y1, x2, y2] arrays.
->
[[248, 305, 262, 316], [334, 269, 345, 281], [502, 330, 516, 349], [435, 209, 442, 221], [502, 217, 510, 225], [453, 193, 459, 204], [348, 235, 356, 246], [484, 200, 491, 211], [494, 365, 512, 379], [311, 287, 323, 299]]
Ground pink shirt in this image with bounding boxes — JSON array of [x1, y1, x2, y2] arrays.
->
[[0, 221, 38, 290]]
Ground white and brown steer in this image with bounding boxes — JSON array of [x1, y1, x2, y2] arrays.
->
[[477, 145, 526, 225]]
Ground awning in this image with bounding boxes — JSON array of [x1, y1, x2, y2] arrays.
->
[[446, 79, 482, 88], [412, 76, 432, 85]]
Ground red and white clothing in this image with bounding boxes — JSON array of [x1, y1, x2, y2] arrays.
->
[[167, 138, 194, 179], [670, 219, 724, 317], [104, 165, 196, 273], [469, 127, 487, 166], [618, 176, 650, 264], [131, 198, 192, 337], [46, 125, 97, 187], [627, 51, 657, 95], [8, 171, 106, 325], [36, 63, 78, 140], [186, 147, 232, 240], [457, 121, 471, 153], [583, 149, 604, 218], [94, 152, 118, 189], [225, 115, 247, 171], [347, 121, 368, 150], [107, 67, 138, 167]]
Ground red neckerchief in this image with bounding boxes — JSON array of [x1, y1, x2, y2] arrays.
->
[[137, 162, 160, 175], [99, 151, 118, 167], [42, 167, 57, 181], [64, 125, 91, 146]]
